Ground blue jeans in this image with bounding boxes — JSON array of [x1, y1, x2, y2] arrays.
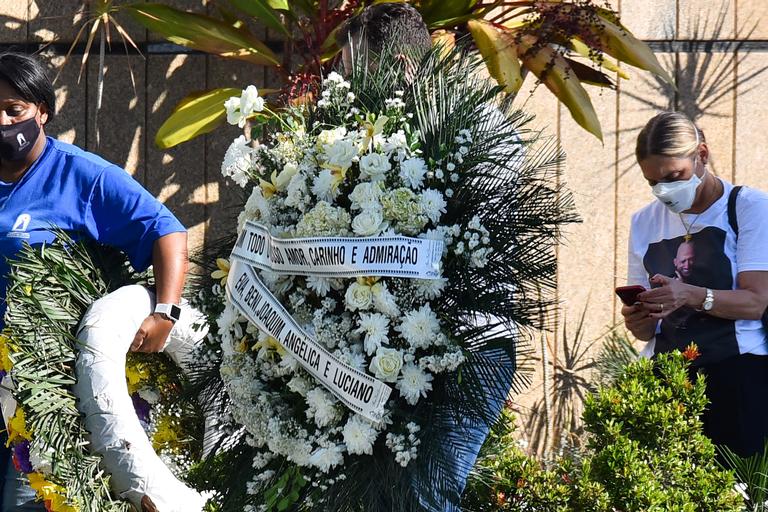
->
[[0, 434, 43, 511]]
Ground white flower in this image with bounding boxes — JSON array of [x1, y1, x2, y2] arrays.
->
[[399, 157, 427, 189], [274, 161, 299, 190], [382, 130, 408, 154], [420, 189, 447, 224], [316, 127, 347, 149], [288, 376, 311, 396], [397, 364, 434, 405], [343, 415, 378, 455], [285, 172, 309, 209], [446, 162, 456, 171], [221, 135, 253, 187], [137, 388, 160, 405], [349, 182, 383, 211], [324, 138, 358, 171], [224, 96, 244, 127], [311, 169, 341, 202], [371, 282, 400, 317], [369, 347, 403, 382], [359, 152, 392, 181], [306, 276, 333, 295], [414, 277, 447, 300], [240, 85, 265, 116], [352, 209, 386, 236], [309, 445, 344, 473], [306, 387, 339, 427], [241, 187, 272, 225], [345, 281, 373, 311], [356, 312, 390, 355], [396, 304, 441, 350], [324, 71, 345, 85]]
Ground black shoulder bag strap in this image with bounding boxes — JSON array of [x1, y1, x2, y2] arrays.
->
[[727, 186, 768, 330]]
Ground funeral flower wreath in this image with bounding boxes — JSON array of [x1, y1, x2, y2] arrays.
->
[[193, 47, 575, 511]]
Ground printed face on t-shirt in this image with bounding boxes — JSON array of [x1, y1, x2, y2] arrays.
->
[[642, 226, 737, 365]]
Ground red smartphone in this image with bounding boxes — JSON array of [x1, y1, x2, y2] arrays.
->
[[615, 285, 646, 306]]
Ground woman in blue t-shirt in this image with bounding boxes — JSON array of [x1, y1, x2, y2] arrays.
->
[[0, 52, 188, 510]]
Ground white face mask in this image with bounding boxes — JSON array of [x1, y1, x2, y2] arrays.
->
[[651, 158, 706, 214]]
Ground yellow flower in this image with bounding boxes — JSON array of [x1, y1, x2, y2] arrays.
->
[[259, 162, 300, 199], [211, 258, 231, 286], [360, 114, 389, 152], [235, 337, 249, 353], [152, 415, 180, 452], [28, 473, 78, 511], [253, 336, 286, 359], [125, 362, 150, 395], [7, 408, 32, 445], [0, 335, 14, 372]]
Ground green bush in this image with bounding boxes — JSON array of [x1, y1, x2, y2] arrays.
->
[[463, 350, 743, 511]]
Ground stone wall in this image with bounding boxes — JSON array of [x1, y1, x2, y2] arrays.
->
[[1, 0, 766, 448]]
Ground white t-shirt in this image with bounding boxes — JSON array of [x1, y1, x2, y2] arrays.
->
[[628, 178, 768, 364]]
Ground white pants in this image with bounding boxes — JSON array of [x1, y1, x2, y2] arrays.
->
[[74, 285, 207, 512]]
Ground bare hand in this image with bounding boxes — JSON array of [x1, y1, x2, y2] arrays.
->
[[131, 314, 174, 352], [637, 274, 701, 319], [621, 303, 653, 332]]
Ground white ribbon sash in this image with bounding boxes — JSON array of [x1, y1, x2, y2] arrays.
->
[[232, 221, 443, 279], [227, 261, 392, 422]]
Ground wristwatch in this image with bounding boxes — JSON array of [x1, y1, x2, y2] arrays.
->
[[154, 303, 182, 323], [702, 288, 715, 311]]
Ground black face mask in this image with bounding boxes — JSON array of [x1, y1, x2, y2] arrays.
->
[[0, 116, 40, 162]]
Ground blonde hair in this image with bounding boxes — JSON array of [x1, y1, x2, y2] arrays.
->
[[635, 111, 705, 162]]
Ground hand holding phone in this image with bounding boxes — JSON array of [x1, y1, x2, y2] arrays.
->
[[615, 285, 646, 306]]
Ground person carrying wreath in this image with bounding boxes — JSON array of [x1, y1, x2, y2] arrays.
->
[[0, 52, 188, 510], [622, 111, 768, 458]]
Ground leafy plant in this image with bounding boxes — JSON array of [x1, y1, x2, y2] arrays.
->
[[87, 0, 672, 148], [463, 350, 744, 511], [592, 326, 638, 387], [719, 443, 768, 512]]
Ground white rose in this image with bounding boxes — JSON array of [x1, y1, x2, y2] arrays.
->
[[345, 282, 373, 311], [359, 152, 392, 181], [369, 347, 403, 382], [349, 182, 383, 211], [324, 138, 358, 170], [352, 210, 385, 236]]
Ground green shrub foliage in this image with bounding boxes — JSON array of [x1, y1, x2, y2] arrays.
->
[[463, 350, 743, 511]]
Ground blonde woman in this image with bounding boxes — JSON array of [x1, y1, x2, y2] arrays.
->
[[622, 111, 768, 457]]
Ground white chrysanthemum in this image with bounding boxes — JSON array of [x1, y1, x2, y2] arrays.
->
[[371, 282, 400, 317], [368, 347, 403, 383], [311, 169, 341, 202], [396, 304, 441, 350], [359, 152, 392, 181], [221, 135, 253, 187], [306, 276, 333, 295], [382, 130, 408, 154], [352, 209, 386, 236], [306, 387, 339, 428], [420, 189, 447, 224], [309, 444, 344, 473], [399, 157, 427, 189], [345, 281, 373, 311], [414, 277, 447, 300], [338, 350, 366, 372], [397, 364, 434, 405], [356, 312, 390, 355], [349, 182, 383, 211], [324, 138, 358, 171], [343, 415, 378, 455]]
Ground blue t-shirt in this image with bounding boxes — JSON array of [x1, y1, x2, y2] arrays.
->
[[0, 137, 185, 319]]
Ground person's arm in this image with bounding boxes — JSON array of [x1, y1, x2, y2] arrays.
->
[[621, 214, 658, 340], [638, 271, 768, 321], [130, 232, 189, 352]]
